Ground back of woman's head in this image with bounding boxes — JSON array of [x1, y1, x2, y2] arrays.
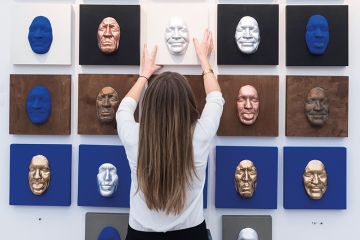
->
[[138, 71, 199, 215]]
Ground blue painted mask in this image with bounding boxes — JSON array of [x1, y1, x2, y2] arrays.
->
[[305, 15, 329, 55], [28, 16, 53, 54], [98, 226, 121, 240], [26, 85, 52, 125]]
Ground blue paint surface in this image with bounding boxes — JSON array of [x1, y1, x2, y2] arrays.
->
[[26, 85, 51, 125], [98, 226, 121, 240], [28, 16, 53, 54], [305, 14, 330, 55]]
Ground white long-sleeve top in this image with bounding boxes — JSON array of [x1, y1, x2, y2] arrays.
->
[[116, 91, 224, 232]]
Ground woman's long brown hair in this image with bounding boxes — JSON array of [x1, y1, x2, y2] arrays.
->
[[137, 72, 199, 215]]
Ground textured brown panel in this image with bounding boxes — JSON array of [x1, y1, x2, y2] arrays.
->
[[217, 75, 279, 136], [286, 76, 348, 137], [184, 75, 206, 114], [9, 74, 71, 135]]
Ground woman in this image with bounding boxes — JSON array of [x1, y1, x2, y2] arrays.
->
[[116, 30, 224, 240]]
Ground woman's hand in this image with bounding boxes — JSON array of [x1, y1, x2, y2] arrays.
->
[[193, 29, 213, 69], [140, 44, 162, 79]]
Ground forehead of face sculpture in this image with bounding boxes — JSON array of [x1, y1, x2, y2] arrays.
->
[[239, 159, 254, 169], [305, 159, 325, 172], [98, 163, 117, 172], [98, 226, 121, 240], [99, 86, 117, 96], [238, 228, 259, 240], [167, 16, 187, 30], [239, 85, 259, 98], [307, 15, 329, 29], [238, 16, 258, 28], [307, 87, 326, 100], [100, 17, 119, 27], [30, 154, 49, 168]]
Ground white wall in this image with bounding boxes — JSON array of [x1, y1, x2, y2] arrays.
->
[[1, 0, 357, 239]]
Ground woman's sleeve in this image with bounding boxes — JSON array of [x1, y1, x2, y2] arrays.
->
[[116, 96, 139, 146]]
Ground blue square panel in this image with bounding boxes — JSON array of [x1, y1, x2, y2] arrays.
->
[[283, 147, 346, 209], [10, 144, 72, 206], [216, 146, 278, 209]]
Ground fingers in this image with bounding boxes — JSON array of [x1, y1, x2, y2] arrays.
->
[[150, 45, 157, 59]]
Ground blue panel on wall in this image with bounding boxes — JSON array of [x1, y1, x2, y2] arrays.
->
[[10, 144, 72, 206], [283, 147, 346, 209], [215, 146, 278, 209]]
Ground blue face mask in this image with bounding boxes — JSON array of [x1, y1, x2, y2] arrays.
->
[[28, 16, 53, 54], [97, 226, 121, 240], [26, 85, 52, 125], [305, 15, 329, 55]]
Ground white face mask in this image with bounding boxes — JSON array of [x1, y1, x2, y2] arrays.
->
[[164, 16, 189, 55], [97, 163, 118, 197], [237, 228, 259, 240], [235, 16, 260, 54]]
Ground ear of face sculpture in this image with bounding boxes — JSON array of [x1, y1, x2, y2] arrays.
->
[[305, 87, 329, 127], [237, 85, 259, 125], [96, 87, 120, 124], [305, 15, 330, 55], [165, 17, 189, 55], [97, 17, 120, 54], [237, 228, 259, 240], [97, 226, 121, 240], [97, 163, 118, 197], [303, 160, 327, 200], [28, 16, 53, 54], [235, 160, 257, 198], [235, 16, 260, 54], [26, 85, 52, 125], [28, 155, 51, 195]]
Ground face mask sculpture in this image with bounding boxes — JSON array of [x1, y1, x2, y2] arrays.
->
[[97, 163, 118, 197], [28, 155, 51, 195], [305, 87, 329, 127], [303, 160, 327, 200], [96, 87, 120, 124], [97, 226, 121, 240], [235, 160, 257, 198], [28, 16, 53, 54], [235, 16, 260, 55], [237, 228, 259, 240], [26, 85, 52, 125], [97, 17, 121, 54], [165, 17, 190, 55], [305, 15, 330, 55], [237, 85, 259, 125]]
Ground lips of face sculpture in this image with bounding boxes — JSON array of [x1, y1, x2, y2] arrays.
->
[[235, 160, 257, 198], [237, 85, 259, 126], [164, 16, 189, 55], [235, 16, 260, 55]]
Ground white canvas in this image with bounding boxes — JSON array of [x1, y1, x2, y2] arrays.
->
[[11, 4, 72, 65]]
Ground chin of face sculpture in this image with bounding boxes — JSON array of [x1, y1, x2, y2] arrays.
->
[[26, 85, 52, 125], [235, 16, 260, 54], [235, 160, 257, 198], [303, 160, 327, 200], [96, 87, 120, 124], [97, 163, 119, 197], [165, 16, 189, 55], [238, 228, 259, 240], [237, 85, 259, 125], [97, 17, 121, 54], [98, 226, 121, 240], [28, 155, 51, 195], [305, 87, 329, 127], [305, 15, 330, 55], [28, 16, 53, 54]]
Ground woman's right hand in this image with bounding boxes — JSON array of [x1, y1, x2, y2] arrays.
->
[[193, 29, 213, 69], [140, 44, 162, 79]]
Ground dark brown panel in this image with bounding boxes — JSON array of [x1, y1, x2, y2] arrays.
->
[[184, 75, 206, 114]]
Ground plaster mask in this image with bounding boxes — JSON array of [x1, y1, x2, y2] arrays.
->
[[303, 159, 327, 200], [305, 87, 329, 127], [28, 155, 51, 195], [98, 226, 121, 240], [305, 15, 330, 55], [97, 163, 118, 197], [235, 16, 260, 54], [97, 17, 120, 54], [237, 85, 259, 125], [26, 85, 52, 125], [96, 87, 119, 123], [165, 17, 189, 55], [28, 16, 53, 54], [237, 228, 259, 240], [235, 160, 257, 198]]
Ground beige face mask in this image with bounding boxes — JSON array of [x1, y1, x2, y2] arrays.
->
[[303, 159, 327, 200], [237, 85, 260, 125], [97, 17, 120, 54], [235, 160, 257, 198], [96, 86, 119, 123], [28, 155, 51, 195]]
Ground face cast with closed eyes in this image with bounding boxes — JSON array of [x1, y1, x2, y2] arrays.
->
[[97, 163, 118, 197], [97, 17, 120, 54], [235, 16, 260, 54], [28, 155, 51, 195], [237, 85, 259, 125], [303, 160, 327, 200], [96, 87, 119, 124], [305, 87, 329, 127], [165, 17, 189, 55], [305, 15, 330, 55], [237, 228, 259, 240], [26, 85, 52, 125], [28, 16, 53, 54], [235, 160, 257, 198]]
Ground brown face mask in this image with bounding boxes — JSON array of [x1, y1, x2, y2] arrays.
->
[[97, 17, 120, 54], [305, 87, 329, 127], [237, 85, 259, 126], [96, 86, 119, 124]]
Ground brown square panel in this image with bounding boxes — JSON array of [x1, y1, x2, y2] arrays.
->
[[218, 75, 279, 136], [184, 75, 206, 114], [286, 76, 348, 137], [10, 74, 71, 135]]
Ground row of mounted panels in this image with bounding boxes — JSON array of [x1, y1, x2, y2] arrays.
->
[[12, 4, 348, 66], [10, 144, 346, 210], [9, 74, 349, 137]]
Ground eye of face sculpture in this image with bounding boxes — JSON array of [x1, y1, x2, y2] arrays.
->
[[97, 163, 118, 197], [305, 87, 329, 127], [28, 155, 51, 195], [237, 85, 259, 125], [165, 17, 189, 55], [237, 228, 259, 240], [97, 226, 121, 240], [96, 87, 119, 124], [97, 17, 120, 54], [303, 160, 327, 200], [28, 16, 53, 54], [235, 160, 257, 198], [235, 16, 260, 54], [26, 85, 52, 125], [305, 15, 329, 55]]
